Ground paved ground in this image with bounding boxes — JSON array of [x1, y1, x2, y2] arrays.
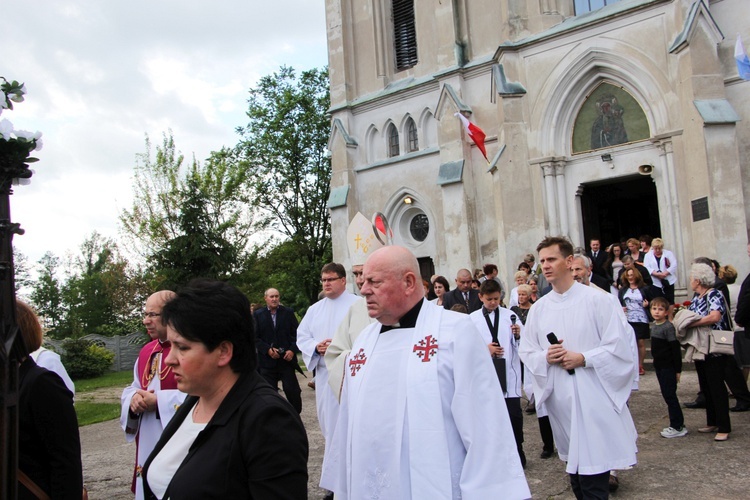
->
[[82, 369, 750, 499]]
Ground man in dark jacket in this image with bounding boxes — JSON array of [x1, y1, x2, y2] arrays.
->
[[442, 268, 483, 313], [254, 288, 302, 413]]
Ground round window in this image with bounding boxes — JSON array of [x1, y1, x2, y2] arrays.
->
[[409, 213, 429, 242]]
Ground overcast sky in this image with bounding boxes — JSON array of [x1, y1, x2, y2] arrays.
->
[[1, 0, 328, 268]]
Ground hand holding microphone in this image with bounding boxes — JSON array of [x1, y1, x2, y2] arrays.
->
[[547, 332, 575, 375]]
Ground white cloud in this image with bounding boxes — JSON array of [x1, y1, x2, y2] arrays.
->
[[2, 0, 329, 265]]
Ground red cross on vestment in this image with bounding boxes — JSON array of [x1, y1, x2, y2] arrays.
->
[[349, 348, 367, 376], [413, 335, 439, 362]]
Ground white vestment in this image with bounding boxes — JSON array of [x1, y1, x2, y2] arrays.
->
[[120, 354, 186, 500], [323, 300, 530, 499], [469, 307, 524, 398], [519, 282, 637, 475], [325, 298, 376, 400], [31, 347, 75, 397], [297, 292, 359, 443]]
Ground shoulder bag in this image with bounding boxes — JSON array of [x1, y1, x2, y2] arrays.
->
[[707, 289, 735, 356]]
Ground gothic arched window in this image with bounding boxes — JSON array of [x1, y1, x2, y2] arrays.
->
[[388, 124, 400, 157], [406, 118, 418, 153]]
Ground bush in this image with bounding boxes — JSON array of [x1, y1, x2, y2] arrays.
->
[[61, 339, 115, 379]]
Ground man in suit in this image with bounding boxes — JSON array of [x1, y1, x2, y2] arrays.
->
[[587, 238, 608, 279], [443, 268, 483, 313], [254, 287, 302, 413]]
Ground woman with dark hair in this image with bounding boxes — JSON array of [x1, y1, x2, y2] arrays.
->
[[430, 275, 451, 307], [142, 279, 308, 499], [619, 268, 656, 376], [16, 301, 83, 499], [604, 243, 625, 292], [527, 275, 540, 303]]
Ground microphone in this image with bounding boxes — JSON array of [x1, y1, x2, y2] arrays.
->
[[510, 314, 517, 325], [546, 332, 575, 375]]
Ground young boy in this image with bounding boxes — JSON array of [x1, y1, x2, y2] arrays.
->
[[470, 279, 526, 466], [650, 296, 687, 438]]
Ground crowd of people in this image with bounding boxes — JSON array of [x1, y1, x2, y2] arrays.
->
[[12, 224, 750, 499]]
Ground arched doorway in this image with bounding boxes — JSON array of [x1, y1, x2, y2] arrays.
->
[[580, 174, 661, 246]]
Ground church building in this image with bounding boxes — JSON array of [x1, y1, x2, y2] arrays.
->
[[325, 0, 749, 295]]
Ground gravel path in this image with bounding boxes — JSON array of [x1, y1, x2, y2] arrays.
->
[[81, 370, 750, 499]]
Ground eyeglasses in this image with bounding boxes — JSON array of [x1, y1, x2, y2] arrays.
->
[[320, 277, 344, 283], [144, 312, 161, 319]]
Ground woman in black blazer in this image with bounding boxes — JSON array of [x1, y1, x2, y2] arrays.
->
[[142, 279, 308, 499]]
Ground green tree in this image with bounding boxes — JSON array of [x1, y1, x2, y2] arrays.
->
[[29, 251, 64, 331], [236, 66, 332, 307], [58, 232, 146, 338], [152, 175, 239, 288], [119, 132, 185, 259], [12, 246, 31, 294], [120, 133, 254, 287]]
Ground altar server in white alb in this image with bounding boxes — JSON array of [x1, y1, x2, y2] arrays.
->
[[519, 237, 637, 500], [296, 262, 359, 495], [470, 278, 526, 468], [323, 246, 530, 499]]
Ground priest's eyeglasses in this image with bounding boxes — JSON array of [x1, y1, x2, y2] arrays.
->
[[144, 312, 162, 319]]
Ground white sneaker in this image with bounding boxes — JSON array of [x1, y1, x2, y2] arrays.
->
[[661, 426, 688, 438]]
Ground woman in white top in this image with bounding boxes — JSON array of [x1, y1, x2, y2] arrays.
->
[[141, 279, 308, 499], [429, 276, 451, 307]]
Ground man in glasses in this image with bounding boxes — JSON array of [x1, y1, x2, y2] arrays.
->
[[120, 290, 186, 500], [297, 263, 359, 500]]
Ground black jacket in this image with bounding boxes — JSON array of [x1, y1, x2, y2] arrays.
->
[[588, 250, 608, 278], [590, 272, 611, 291], [18, 358, 83, 500], [736, 273, 750, 329], [254, 305, 300, 370], [142, 371, 308, 499], [442, 288, 483, 313]]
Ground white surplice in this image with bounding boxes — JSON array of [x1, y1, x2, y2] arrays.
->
[[323, 300, 530, 499], [120, 357, 186, 500], [469, 307, 524, 398], [519, 282, 637, 475], [325, 297, 376, 400], [297, 292, 359, 443]]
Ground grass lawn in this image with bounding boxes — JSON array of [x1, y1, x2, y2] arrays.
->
[[76, 402, 121, 426], [75, 370, 132, 426], [75, 370, 133, 392]]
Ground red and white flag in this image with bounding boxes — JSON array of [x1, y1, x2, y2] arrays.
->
[[455, 112, 488, 162]]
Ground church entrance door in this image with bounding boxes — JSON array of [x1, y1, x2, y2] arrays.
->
[[580, 174, 661, 247]]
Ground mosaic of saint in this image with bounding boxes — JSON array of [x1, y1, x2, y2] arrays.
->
[[572, 82, 650, 154]]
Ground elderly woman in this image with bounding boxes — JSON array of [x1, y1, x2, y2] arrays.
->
[[430, 275, 451, 307], [508, 271, 529, 309], [510, 284, 533, 325], [687, 263, 734, 441], [644, 238, 678, 304], [142, 279, 308, 499], [17, 301, 83, 499]]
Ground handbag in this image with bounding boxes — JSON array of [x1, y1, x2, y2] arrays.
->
[[709, 329, 735, 356], [707, 289, 735, 356]]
